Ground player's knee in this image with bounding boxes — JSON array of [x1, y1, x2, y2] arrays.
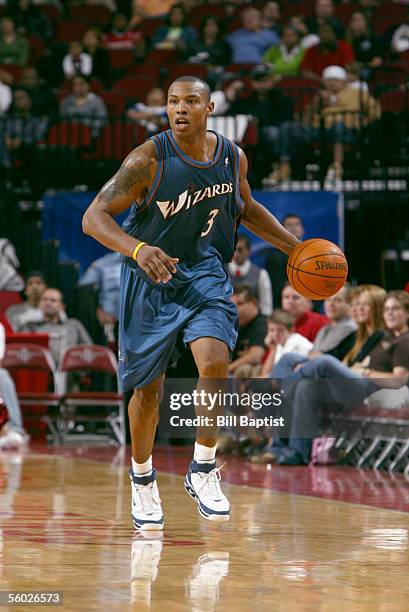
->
[[197, 357, 228, 378]]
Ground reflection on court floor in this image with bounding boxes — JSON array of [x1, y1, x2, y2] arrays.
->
[[1, 449, 409, 611]]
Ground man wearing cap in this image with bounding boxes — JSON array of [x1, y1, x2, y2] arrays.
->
[[6, 271, 47, 331], [268, 64, 380, 184]]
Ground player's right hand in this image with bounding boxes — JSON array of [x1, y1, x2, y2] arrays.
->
[[136, 245, 179, 284]]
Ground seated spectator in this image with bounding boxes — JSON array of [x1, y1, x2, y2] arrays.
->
[[263, 24, 305, 80], [306, 0, 345, 40], [290, 15, 319, 50], [272, 65, 380, 184], [262, 214, 305, 309], [272, 285, 358, 378], [0, 16, 29, 66], [346, 11, 383, 69], [152, 3, 197, 58], [227, 7, 279, 65], [271, 287, 409, 465], [281, 283, 329, 342], [126, 87, 167, 136], [8, 0, 52, 42], [1, 87, 48, 183], [59, 75, 107, 136], [389, 9, 409, 55], [226, 65, 293, 180], [78, 251, 121, 340], [6, 270, 47, 331], [228, 234, 273, 316], [229, 285, 267, 377], [0, 237, 24, 291], [259, 310, 313, 377], [104, 12, 145, 60], [19, 66, 58, 117], [301, 23, 355, 82], [20, 287, 92, 363], [62, 40, 92, 80], [188, 16, 232, 69], [82, 28, 112, 89], [260, 1, 282, 36], [0, 322, 29, 448], [0, 76, 12, 114]]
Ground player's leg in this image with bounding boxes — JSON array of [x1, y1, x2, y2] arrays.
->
[[128, 376, 164, 531], [184, 337, 230, 521]]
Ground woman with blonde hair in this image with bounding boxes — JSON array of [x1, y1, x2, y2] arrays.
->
[[259, 285, 409, 465]]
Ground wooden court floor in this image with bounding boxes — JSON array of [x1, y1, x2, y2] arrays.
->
[[1, 449, 409, 612]]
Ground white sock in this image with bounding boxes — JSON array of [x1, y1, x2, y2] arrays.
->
[[132, 455, 153, 476], [194, 442, 216, 463]]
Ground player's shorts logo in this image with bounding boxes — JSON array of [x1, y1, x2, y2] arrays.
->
[[156, 183, 233, 219]]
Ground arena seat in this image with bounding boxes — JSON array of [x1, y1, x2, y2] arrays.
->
[[57, 344, 125, 446], [69, 5, 111, 26], [94, 122, 147, 161], [99, 90, 126, 117], [55, 20, 89, 42], [113, 75, 157, 100], [38, 3, 61, 23], [3, 343, 61, 443], [0, 292, 21, 316], [0, 63, 22, 82], [145, 48, 180, 65], [46, 123, 93, 148], [108, 49, 135, 71], [28, 34, 45, 64]]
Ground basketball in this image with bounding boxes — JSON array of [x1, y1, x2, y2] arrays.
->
[[287, 238, 348, 300]]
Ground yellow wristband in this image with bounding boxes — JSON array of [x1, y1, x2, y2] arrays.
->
[[132, 241, 147, 262]]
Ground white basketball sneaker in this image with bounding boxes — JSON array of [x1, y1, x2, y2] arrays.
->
[[129, 468, 164, 530], [184, 460, 230, 521]]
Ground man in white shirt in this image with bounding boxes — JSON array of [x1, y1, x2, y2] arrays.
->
[[228, 235, 273, 316]]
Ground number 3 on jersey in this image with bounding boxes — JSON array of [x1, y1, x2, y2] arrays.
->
[[201, 208, 219, 237]]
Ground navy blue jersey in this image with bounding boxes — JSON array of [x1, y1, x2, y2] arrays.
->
[[122, 130, 244, 272]]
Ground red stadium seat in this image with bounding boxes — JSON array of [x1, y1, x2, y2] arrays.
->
[[46, 122, 93, 147], [108, 48, 135, 70], [334, 4, 358, 27], [139, 18, 166, 40], [0, 291, 21, 315], [127, 64, 161, 80], [282, 0, 314, 20], [38, 3, 61, 23], [275, 78, 319, 114], [166, 63, 208, 83], [28, 34, 45, 64], [56, 20, 89, 42], [379, 88, 408, 113], [145, 48, 180, 65], [95, 122, 147, 160], [57, 344, 125, 445], [99, 89, 126, 117], [3, 343, 61, 442], [225, 63, 258, 75], [69, 5, 112, 26], [113, 75, 157, 99]]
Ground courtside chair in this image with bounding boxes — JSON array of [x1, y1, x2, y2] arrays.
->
[[57, 344, 125, 446]]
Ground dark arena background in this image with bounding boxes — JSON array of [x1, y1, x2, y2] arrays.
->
[[1, 0, 409, 610]]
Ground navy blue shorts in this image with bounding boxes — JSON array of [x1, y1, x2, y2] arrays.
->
[[118, 259, 238, 391]]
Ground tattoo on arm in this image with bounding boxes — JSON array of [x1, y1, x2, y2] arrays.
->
[[99, 146, 155, 205]]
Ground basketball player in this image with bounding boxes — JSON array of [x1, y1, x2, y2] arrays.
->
[[82, 76, 299, 530]]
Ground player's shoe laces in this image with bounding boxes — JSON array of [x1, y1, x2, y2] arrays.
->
[[129, 468, 164, 531], [184, 460, 230, 521]]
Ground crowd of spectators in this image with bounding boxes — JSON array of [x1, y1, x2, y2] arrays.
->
[[0, 0, 407, 186]]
